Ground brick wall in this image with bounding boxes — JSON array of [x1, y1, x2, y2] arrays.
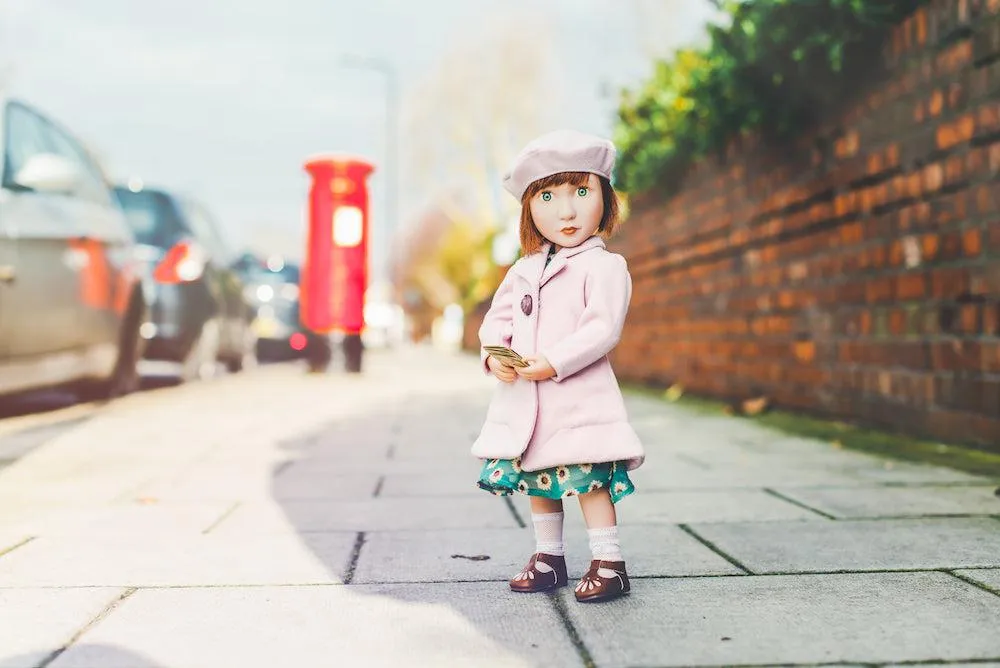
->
[[610, 0, 1000, 449]]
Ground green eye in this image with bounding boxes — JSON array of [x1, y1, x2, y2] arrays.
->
[[577, 187, 589, 197], [541, 192, 552, 202]]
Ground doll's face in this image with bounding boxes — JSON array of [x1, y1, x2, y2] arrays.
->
[[528, 173, 603, 249]]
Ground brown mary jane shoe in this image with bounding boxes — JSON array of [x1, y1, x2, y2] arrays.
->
[[509, 553, 568, 593], [574, 559, 630, 603]]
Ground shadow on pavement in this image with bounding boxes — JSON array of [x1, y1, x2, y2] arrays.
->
[[0, 644, 166, 668], [267, 382, 558, 666]]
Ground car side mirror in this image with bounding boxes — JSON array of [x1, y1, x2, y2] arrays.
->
[[13, 153, 82, 194]]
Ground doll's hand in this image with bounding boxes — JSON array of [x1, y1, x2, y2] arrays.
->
[[487, 355, 518, 383], [516, 355, 556, 381]]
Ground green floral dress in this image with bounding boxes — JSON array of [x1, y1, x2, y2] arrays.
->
[[477, 457, 635, 504]]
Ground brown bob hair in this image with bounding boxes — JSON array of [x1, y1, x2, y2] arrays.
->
[[518, 172, 621, 256]]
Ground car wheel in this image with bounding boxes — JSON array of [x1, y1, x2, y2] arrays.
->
[[181, 320, 221, 382], [75, 304, 144, 402]]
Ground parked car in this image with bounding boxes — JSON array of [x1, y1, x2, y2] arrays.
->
[[112, 184, 255, 380], [233, 254, 313, 362], [0, 96, 147, 400]]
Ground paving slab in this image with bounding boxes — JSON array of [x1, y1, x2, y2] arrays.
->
[[276, 455, 481, 476], [689, 517, 1000, 574], [953, 568, 1000, 595], [50, 584, 575, 668], [0, 531, 355, 587], [24, 501, 236, 537], [0, 587, 126, 668], [126, 465, 382, 503], [379, 470, 486, 497], [558, 571, 1000, 668], [631, 463, 874, 490], [214, 496, 519, 534], [561, 489, 821, 526], [270, 468, 381, 500], [773, 484, 1000, 519], [352, 525, 742, 584]]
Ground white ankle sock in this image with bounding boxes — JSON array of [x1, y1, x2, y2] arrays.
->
[[587, 526, 623, 565], [532, 512, 565, 561]]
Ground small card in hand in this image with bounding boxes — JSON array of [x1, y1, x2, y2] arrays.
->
[[484, 345, 529, 368]]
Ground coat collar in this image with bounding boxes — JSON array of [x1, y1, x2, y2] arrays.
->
[[513, 235, 606, 287]]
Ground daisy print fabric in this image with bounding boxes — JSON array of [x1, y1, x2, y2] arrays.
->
[[477, 458, 635, 504]]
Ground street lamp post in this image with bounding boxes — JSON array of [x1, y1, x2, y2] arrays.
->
[[338, 55, 398, 282]]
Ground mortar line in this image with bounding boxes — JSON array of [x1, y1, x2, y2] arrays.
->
[[342, 532, 367, 584], [503, 496, 527, 528], [0, 536, 34, 560], [677, 524, 754, 574], [201, 501, 241, 535], [549, 592, 597, 668], [673, 453, 713, 470], [37, 587, 137, 668], [761, 488, 839, 520], [945, 569, 1000, 599]]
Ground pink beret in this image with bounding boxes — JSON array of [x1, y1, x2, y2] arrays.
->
[[502, 129, 617, 201]]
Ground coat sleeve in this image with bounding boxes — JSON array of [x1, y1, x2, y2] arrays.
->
[[478, 266, 517, 375], [541, 254, 631, 382]]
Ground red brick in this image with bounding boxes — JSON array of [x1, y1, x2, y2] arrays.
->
[[962, 228, 982, 256], [897, 273, 927, 300]]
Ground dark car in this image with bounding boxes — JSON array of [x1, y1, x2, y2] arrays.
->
[[234, 255, 312, 362], [0, 96, 147, 401], [112, 185, 255, 380]]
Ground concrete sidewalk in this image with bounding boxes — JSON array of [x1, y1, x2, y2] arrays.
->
[[0, 346, 998, 667]]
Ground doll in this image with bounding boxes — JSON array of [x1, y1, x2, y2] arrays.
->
[[472, 129, 645, 603]]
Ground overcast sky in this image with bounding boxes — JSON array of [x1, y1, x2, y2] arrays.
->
[[1, 0, 715, 277]]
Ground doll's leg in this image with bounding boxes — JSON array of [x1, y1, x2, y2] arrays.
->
[[528, 497, 565, 559], [509, 497, 567, 592], [574, 488, 629, 602], [578, 488, 620, 562]]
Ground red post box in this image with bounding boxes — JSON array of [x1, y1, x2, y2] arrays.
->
[[300, 155, 375, 335]]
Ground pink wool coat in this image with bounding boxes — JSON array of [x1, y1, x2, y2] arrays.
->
[[471, 235, 645, 472]]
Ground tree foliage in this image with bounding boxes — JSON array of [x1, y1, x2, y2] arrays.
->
[[614, 0, 925, 194]]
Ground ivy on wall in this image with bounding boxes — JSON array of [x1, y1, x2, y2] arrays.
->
[[614, 0, 925, 195]]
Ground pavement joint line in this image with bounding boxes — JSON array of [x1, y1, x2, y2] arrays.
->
[[677, 524, 754, 575], [342, 531, 367, 585], [372, 475, 385, 498], [664, 660, 1000, 667], [549, 591, 597, 668], [200, 501, 241, 535], [945, 569, 1000, 598], [0, 536, 34, 559], [673, 453, 713, 470], [503, 496, 527, 528], [762, 488, 838, 520], [36, 586, 137, 668]]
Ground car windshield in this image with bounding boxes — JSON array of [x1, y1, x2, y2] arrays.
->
[[113, 188, 184, 247]]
